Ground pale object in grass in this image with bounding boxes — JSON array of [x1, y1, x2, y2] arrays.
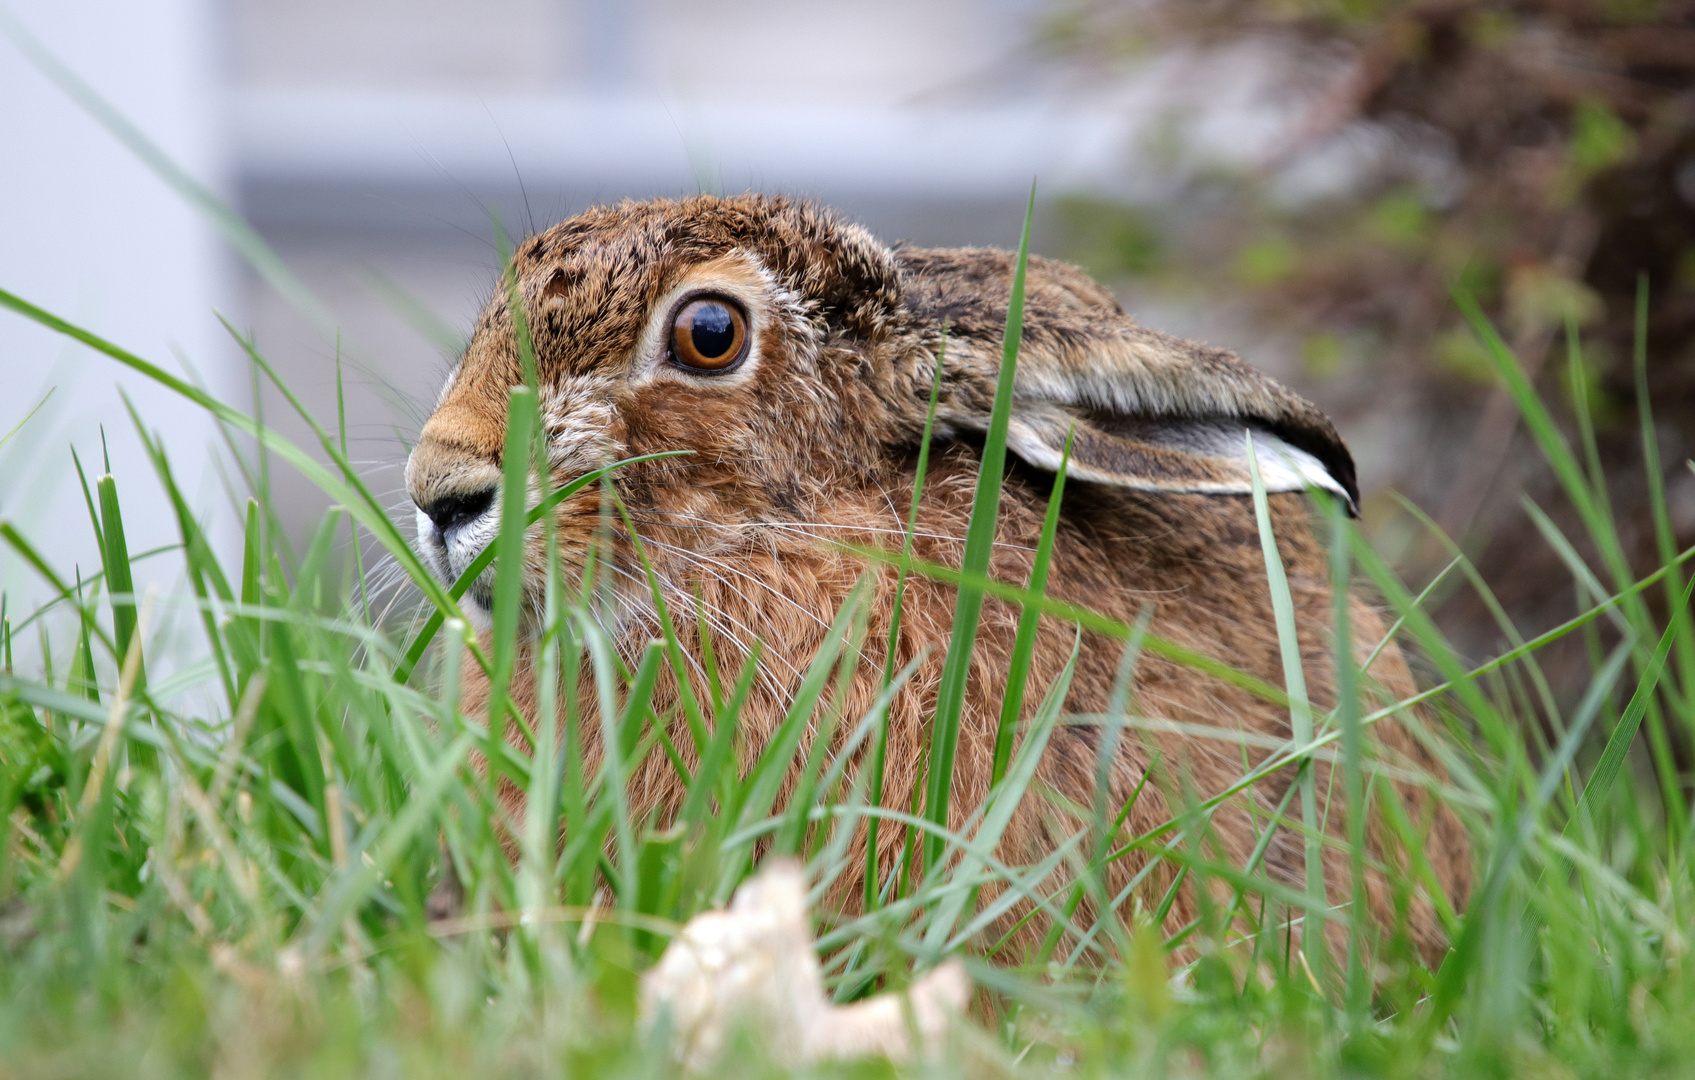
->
[[640, 861, 970, 1068]]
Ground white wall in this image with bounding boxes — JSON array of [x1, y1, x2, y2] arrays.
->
[[0, 0, 229, 616]]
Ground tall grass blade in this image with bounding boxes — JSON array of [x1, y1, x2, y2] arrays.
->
[[0, 389, 52, 452], [923, 637, 1077, 952], [868, 332, 940, 908], [1246, 434, 1324, 974], [94, 474, 143, 695], [993, 427, 1073, 788], [922, 184, 1037, 872], [1327, 496, 1369, 1015], [1633, 275, 1695, 741], [1570, 574, 1692, 828], [486, 386, 539, 749]]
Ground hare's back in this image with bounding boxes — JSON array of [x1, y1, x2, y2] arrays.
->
[[894, 247, 1128, 340]]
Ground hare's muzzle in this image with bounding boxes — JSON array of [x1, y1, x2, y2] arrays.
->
[[406, 432, 504, 596], [419, 487, 495, 537]]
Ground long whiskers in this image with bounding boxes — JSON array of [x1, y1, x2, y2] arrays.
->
[[638, 536, 889, 681], [631, 543, 820, 685], [563, 507, 1004, 552], [625, 535, 836, 634]]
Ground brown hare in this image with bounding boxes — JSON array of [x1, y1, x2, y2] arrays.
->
[[405, 193, 1469, 963]]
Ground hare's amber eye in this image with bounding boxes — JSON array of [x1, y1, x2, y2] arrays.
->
[[670, 297, 748, 372]]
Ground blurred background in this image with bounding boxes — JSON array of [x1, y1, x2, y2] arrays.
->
[[2, 0, 1693, 678]]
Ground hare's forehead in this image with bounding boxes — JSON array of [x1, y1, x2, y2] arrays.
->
[[448, 240, 793, 403], [541, 247, 786, 359], [561, 242, 777, 313]]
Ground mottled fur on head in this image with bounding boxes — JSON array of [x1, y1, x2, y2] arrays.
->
[[406, 193, 1357, 612]]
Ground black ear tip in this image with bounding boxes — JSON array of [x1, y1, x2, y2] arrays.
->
[[1261, 417, 1359, 512], [1333, 451, 1361, 511]]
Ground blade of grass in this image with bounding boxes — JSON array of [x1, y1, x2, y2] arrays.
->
[[1247, 434, 1323, 976], [922, 182, 1035, 873], [1326, 495, 1369, 1016], [0, 389, 52, 452], [1456, 292, 1641, 621], [125, 398, 239, 709], [993, 425, 1073, 788], [922, 635, 1078, 952], [483, 386, 541, 769], [1633, 275, 1695, 745], [866, 335, 948, 908], [94, 474, 144, 695], [577, 610, 637, 914], [1569, 572, 1692, 830]]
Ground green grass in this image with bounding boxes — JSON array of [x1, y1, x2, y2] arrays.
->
[[1, 230, 1694, 1078]]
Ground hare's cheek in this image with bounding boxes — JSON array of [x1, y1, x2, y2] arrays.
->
[[624, 387, 753, 454], [540, 388, 621, 476], [545, 426, 619, 478], [545, 489, 611, 547]]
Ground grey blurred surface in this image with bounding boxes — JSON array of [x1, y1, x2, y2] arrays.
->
[[231, 0, 1026, 101], [0, 0, 230, 615]]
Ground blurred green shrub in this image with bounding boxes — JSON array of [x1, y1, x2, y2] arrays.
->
[[1044, 0, 1695, 673]]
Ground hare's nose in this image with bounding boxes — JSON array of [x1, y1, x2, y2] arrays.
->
[[418, 486, 496, 536]]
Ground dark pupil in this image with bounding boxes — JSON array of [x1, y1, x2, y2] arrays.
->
[[689, 304, 736, 359]]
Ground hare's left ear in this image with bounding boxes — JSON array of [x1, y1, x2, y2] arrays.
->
[[937, 323, 1360, 511], [993, 401, 1354, 506]]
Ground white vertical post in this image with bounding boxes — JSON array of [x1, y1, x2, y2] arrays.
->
[[0, 0, 229, 611]]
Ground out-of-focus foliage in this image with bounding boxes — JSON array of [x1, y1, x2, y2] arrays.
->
[[1046, 0, 1695, 672]]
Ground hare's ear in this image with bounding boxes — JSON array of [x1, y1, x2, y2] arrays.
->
[[994, 400, 1355, 506], [936, 325, 1359, 509]]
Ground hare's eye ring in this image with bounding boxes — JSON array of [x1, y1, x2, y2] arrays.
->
[[668, 295, 749, 374]]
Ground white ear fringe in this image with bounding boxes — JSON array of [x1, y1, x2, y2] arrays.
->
[[1231, 426, 1352, 502], [640, 861, 971, 1070], [999, 414, 1351, 505]]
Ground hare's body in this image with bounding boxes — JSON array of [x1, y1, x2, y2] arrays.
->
[[408, 197, 1469, 960]]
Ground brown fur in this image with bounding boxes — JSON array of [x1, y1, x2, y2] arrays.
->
[[405, 194, 1470, 965]]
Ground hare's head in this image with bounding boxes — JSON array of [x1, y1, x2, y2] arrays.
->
[[405, 193, 1356, 617]]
